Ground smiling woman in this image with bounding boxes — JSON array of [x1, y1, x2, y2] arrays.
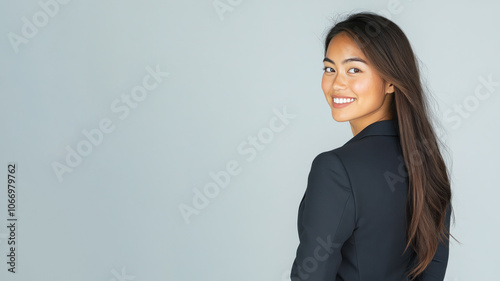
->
[[290, 12, 458, 281]]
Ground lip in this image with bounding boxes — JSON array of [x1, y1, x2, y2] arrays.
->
[[331, 95, 356, 109]]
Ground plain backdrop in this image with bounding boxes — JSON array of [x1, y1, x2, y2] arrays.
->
[[0, 0, 499, 280]]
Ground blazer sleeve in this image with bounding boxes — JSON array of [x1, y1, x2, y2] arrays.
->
[[290, 152, 356, 281], [415, 204, 452, 281]]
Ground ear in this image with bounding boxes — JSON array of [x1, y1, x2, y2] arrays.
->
[[385, 82, 395, 94]]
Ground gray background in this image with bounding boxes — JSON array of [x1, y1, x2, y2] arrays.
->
[[0, 0, 498, 280]]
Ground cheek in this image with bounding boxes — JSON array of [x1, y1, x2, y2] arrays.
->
[[349, 77, 372, 97], [349, 76, 384, 102]]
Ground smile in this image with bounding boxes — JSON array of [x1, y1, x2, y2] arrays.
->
[[332, 97, 356, 109], [333, 97, 356, 104]]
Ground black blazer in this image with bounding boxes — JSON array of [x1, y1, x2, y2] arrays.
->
[[290, 119, 451, 281]]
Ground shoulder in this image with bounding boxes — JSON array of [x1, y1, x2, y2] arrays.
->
[[313, 143, 356, 168], [312, 150, 344, 167], [309, 150, 351, 191]]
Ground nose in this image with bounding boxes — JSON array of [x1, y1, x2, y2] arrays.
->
[[332, 73, 347, 92]]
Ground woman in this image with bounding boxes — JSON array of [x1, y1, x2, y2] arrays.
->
[[290, 12, 457, 281]]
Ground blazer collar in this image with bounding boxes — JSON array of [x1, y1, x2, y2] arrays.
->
[[344, 119, 399, 146]]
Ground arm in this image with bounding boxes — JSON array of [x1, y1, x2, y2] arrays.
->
[[290, 152, 355, 281], [415, 204, 452, 281]]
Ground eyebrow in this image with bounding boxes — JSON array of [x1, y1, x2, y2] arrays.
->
[[323, 57, 368, 65]]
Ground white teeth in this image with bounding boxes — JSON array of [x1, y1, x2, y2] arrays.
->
[[333, 97, 355, 104]]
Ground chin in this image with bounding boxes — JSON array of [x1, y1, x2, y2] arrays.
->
[[331, 112, 351, 122]]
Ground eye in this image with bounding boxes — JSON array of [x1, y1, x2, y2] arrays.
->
[[348, 68, 361, 74], [322, 66, 335, 73]]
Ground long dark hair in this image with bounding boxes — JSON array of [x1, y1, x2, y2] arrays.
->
[[323, 12, 458, 279]]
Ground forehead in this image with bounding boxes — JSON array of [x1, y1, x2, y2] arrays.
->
[[325, 32, 365, 58]]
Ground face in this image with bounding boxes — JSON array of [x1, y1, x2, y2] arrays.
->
[[322, 32, 394, 134]]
